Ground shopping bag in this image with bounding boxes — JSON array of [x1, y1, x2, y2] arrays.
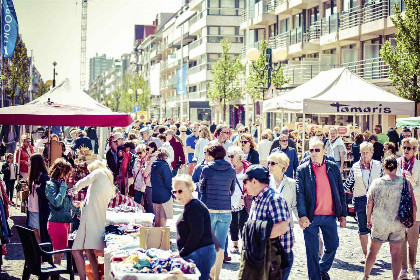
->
[[139, 227, 170, 250]]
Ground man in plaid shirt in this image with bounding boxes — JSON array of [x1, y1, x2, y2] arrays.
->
[[239, 165, 292, 272]]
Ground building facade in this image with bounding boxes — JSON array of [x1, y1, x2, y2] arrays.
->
[[240, 0, 404, 130], [134, 0, 245, 123], [89, 53, 114, 87]]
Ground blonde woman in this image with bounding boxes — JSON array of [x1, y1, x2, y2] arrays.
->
[[171, 174, 216, 280], [72, 160, 116, 280], [240, 133, 259, 165], [397, 137, 420, 280], [267, 151, 296, 280], [193, 125, 212, 164], [132, 144, 148, 204], [343, 142, 382, 263]]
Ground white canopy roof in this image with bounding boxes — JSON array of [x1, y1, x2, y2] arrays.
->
[[263, 68, 415, 116]]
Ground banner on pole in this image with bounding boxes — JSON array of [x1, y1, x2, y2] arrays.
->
[[176, 64, 187, 95], [2, 0, 19, 58]]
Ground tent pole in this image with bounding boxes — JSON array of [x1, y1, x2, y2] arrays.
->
[[302, 113, 306, 156], [16, 126, 23, 175]]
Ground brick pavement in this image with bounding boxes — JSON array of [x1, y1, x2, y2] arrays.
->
[[0, 201, 414, 280]]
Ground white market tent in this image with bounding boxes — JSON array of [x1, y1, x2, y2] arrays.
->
[[263, 67, 415, 152], [264, 67, 414, 115]]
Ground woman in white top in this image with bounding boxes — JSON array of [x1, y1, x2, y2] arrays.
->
[[193, 125, 212, 164], [397, 137, 420, 280], [132, 144, 148, 205], [267, 151, 295, 280], [343, 142, 382, 263], [72, 160, 116, 280], [226, 146, 251, 254], [257, 131, 273, 166]]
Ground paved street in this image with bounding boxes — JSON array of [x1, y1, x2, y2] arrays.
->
[[0, 201, 414, 280]]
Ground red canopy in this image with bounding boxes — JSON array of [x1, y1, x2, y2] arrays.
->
[[0, 79, 133, 127]]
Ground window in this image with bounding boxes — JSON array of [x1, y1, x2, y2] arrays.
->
[[220, 26, 235, 35], [279, 19, 289, 33], [208, 26, 219, 35]]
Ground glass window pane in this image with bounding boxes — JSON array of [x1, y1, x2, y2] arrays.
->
[[208, 27, 219, 35], [220, 26, 235, 35]]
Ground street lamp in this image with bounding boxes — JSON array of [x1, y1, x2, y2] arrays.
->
[[246, 47, 288, 88], [107, 100, 112, 105], [128, 88, 143, 103], [52, 61, 57, 87]]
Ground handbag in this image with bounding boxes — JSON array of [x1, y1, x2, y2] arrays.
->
[[139, 227, 170, 250], [398, 178, 415, 228], [236, 178, 253, 214]]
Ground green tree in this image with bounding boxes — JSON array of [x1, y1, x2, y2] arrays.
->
[[207, 39, 243, 122], [119, 74, 152, 113], [3, 36, 30, 105], [380, 0, 420, 113], [244, 40, 288, 102], [35, 80, 50, 98]]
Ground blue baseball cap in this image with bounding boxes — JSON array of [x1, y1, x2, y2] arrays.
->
[[238, 164, 270, 182]]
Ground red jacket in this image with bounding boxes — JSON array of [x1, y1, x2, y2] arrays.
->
[[16, 146, 34, 173], [169, 137, 186, 169]]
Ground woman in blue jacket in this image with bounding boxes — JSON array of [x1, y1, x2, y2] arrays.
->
[[151, 147, 173, 227], [200, 143, 236, 280]]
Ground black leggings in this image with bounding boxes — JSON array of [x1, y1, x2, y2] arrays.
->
[[5, 180, 15, 201], [230, 208, 249, 242]]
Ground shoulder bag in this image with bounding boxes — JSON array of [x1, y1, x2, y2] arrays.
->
[[398, 178, 415, 228], [236, 178, 253, 214]]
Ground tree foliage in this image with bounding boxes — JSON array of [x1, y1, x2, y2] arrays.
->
[[119, 74, 152, 113], [244, 40, 288, 101], [3, 36, 30, 105], [207, 39, 243, 122], [35, 80, 50, 98], [380, 0, 420, 107]]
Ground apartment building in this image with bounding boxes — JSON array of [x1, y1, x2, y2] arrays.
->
[[241, 0, 404, 128], [136, 0, 244, 122]]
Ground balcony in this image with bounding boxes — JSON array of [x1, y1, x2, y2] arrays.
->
[[320, 14, 339, 48], [308, 21, 321, 42], [167, 76, 177, 89], [240, 2, 277, 30], [361, 0, 388, 40], [282, 63, 339, 85], [288, 0, 318, 11], [342, 57, 389, 81], [188, 63, 213, 85], [288, 27, 320, 56], [190, 8, 242, 35], [274, 0, 291, 18], [339, 6, 361, 41], [189, 35, 243, 60], [268, 32, 290, 51], [189, 0, 203, 11]]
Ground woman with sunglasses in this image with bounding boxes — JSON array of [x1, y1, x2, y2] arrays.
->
[[171, 174, 216, 280], [343, 142, 382, 264], [225, 146, 251, 258], [397, 137, 420, 280], [267, 151, 296, 280], [132, 144, 148, 204], [271, 134, 298, 178], [240, 133, 259, 165], [142, 142, 158, 214]]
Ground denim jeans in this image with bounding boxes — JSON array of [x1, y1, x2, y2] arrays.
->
[[303, 215, 339, 280], [134, 190, 144, 205], [183, 244, 216, 280], [356, 211, 370, 235], [209, 212, 232, 250], [282, 250, 294, 280]]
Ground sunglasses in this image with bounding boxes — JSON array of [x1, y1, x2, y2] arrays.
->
[[403, 146, 413, 151], [309, 148, 321, 153], [221, 131, 229, 134], [239, 131, 245, 133], [180, 131, 187, 133], [267, 161, 279, 166], [198, 130, 202, 133], [171, 189, 184, 195], [241, 141, 248, 144], [228, 155, 235, 159], [280, 140, 288, 143], [204, 151, 207, 154]]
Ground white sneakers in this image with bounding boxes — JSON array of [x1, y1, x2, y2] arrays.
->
[[399, 269, 420, 280]]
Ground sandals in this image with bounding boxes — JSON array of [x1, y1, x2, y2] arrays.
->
[[230, 246, 240, 254]]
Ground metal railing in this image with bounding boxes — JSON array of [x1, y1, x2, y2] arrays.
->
[[268, 0, 278, 10], [188, 63, 214, 75], [268, 32, 290, 50], [207, 35, 244, 44], [282, 64, 339, 85], [362, 0, 388, 24], [340, 6, 362, 30], [189, 37, 204, 50], [321, 14, 339, 35], [241, 2, 269, 22], [208, 7, 243, 16], [241, 41, 265, 60], [342, 57, 389, 80], [308, 21, 321, 40]]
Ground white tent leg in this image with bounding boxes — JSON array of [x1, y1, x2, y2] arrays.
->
[[281, 112, 284, 129], [302, 113, 306, 156]]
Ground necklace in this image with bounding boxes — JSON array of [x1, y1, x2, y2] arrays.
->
[[361, 161, 370, 170]]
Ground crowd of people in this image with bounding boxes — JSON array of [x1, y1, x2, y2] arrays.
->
[[0, 119, 419, 280]]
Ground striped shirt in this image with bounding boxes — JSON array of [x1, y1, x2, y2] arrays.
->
[[249, 186, 293, 253]]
